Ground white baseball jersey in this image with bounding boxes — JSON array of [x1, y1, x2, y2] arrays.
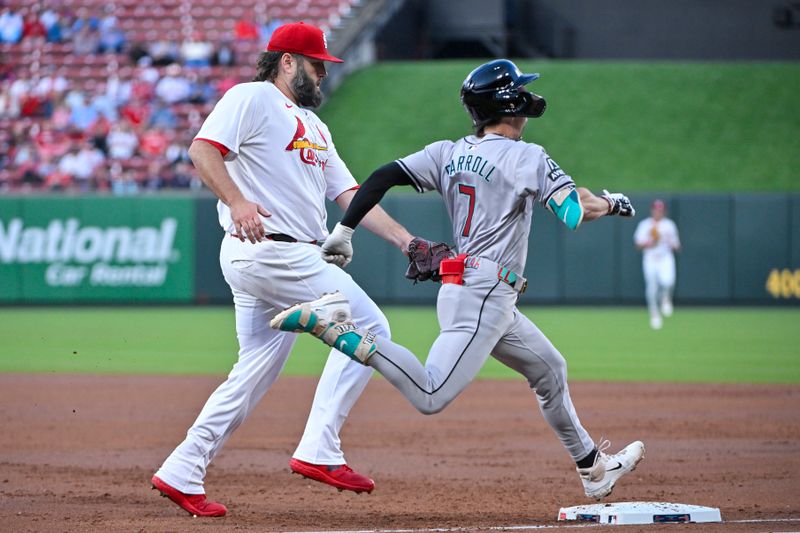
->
[[397, 133, 575, 274], [633, 217, 680, 261], [156, 81, 384, 493], [195, 81, 357, 241]]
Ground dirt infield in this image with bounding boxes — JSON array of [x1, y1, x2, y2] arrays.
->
[[1, 374, 798, 532]]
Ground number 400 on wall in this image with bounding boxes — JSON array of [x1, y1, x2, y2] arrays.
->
[[766, 269, 800, 299]]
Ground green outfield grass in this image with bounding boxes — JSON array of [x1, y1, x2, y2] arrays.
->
[[1, 306, 798, 383], [321, 61, 800, 192]]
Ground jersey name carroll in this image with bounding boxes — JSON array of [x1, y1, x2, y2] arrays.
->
[[444, 154, 496, 181]]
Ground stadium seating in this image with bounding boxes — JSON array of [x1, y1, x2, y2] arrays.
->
[[0, 0, 359, 191]]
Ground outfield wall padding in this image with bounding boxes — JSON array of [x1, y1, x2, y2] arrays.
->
[[1, 193, 798, 305]]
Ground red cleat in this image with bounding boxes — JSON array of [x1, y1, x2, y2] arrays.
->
[[151, 475, 227, 517], [289, 458, 375, 493]]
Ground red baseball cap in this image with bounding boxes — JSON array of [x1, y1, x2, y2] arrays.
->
[[267, 22, 343, 63], [652, 199, 666, 210]]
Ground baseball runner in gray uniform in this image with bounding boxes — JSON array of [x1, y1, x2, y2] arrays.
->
[[272, 59, 645, 499]]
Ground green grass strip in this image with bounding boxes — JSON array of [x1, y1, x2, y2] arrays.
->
[[1, 306, 797, 383]]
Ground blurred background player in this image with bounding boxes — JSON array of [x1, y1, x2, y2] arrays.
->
[[634, 199, 681, 330]]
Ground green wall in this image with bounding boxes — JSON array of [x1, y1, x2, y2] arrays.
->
[[0, 196, 195, 303], [339, 192, 800, 305], [1, 193, 798, 305]]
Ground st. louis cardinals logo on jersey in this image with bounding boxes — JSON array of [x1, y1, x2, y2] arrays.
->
[[286, 116, 328, 168]]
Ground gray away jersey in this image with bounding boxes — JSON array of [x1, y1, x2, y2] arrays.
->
[[397, 133, 575, 275]]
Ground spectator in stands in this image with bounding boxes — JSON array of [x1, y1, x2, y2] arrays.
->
[[56, 143, 82, 184], [19, 156, 47, 189], [34, 67, 69, 99], [67, 90, 99, 129], [75, 139, 106, 189], [18, 77, 45, 117], [107, 121, 139, 159], [87, 115, 110, 154], [129, 63, 157, 102], [154, 160, 194, 190], [11, 139, 36, 166], [0, 128, 11, 171], [139, 127, 169, 157], [0, 54, 12, 82], [165, 134, 191, 166], [0, 79, 21, 118], [73, 25, 101, 55], [22, 11, 47, 41], [148, 39, 180, 67], [39, 4, 62, 43], [143, 159, 166, 190], [32, 154, 56, 188], [214, 40, 236, 66], [91, 83, 118, 122], [120, 95, 150, 131], [260, 16, 283, 44], [105, 73, 132, 108], [148, 100, 177, 129], [71, 8, 99, 34], [180, 32, 214, 68], [98, 5, 126, 54], [186, 71, 216, 104], [234, 18, 259, 41], [127, 42, 149, 65], [57, 9, 77, 42], [92, 161, 111, 191], [50, 97, 71, 130], [0, 8, 23, 44], [174, 161, 199, 189], [155, 64, 190, 104], [58, 140, 104, 190], [110, 164, 138, 195], [33, 122, 71, 160]]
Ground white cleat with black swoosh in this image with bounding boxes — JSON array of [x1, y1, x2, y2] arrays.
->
[[577, 439, 645, 500]]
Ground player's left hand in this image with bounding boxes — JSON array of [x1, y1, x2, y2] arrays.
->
[[602, 190, 635, 217], [321, 222, 355, 268], [405, 237, 455, 282]]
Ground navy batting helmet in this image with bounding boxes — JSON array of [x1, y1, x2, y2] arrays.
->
[[460, 59, 546, 128]]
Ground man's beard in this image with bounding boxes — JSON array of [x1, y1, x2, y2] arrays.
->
[[292, 65, 323, 108]]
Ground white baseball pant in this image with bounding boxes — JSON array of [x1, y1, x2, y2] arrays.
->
[[155, 237, 387, 494], [643, 255, 676, 318]]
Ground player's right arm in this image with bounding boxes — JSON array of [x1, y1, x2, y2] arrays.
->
[[190, 84, 272, 244], [188, 140, 270, 243]]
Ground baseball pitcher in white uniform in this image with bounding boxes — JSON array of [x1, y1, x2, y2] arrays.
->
[[634, 199, 680, 330], [150, 22, 417, 517], [273, 60, 646, 500]]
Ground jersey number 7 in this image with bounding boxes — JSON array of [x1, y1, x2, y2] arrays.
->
[[458, 184, 476, 237]]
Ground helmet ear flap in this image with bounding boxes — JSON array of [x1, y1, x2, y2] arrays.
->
[[519, 92, 546, 118]]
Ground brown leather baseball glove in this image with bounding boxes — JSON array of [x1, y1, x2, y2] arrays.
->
[[405, 237, 455, 282]]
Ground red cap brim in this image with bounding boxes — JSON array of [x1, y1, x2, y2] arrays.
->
[[304, 51, 343, 63]]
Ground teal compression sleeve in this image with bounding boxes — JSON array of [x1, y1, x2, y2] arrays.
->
[[547, 187, 584, 230]]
